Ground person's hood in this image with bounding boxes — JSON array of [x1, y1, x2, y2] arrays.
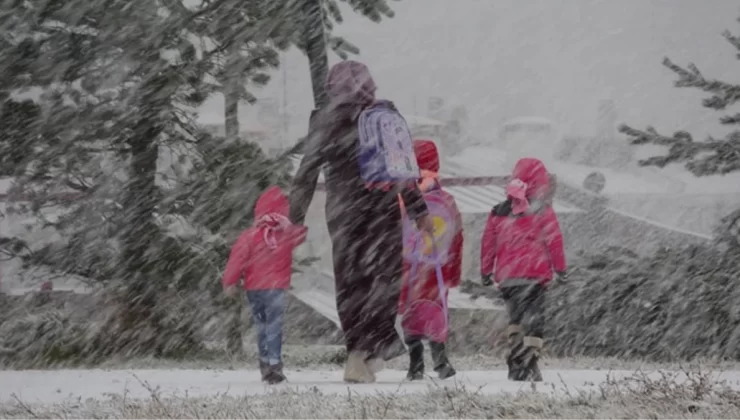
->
[[511, 158, 550, 201], [254, 186, 289, 220], [253, 186, 291, 249], [413, 139, 440, 173], [325, 60, 377, 106]]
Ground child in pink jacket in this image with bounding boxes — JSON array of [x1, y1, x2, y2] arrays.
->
[[222, 186, 307, 384]]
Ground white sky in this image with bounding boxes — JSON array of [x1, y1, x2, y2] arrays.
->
[[197, 0, 740, 143]]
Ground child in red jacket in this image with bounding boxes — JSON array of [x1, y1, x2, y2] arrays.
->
[[480, 157, 566, 382], [222, 186, 307, 384], [399, 139, 463, 381]]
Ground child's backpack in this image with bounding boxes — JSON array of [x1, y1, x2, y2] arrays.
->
[[400, 189, 457, 265], [358, 100, 420, 187], [400, 237, 449, 342]]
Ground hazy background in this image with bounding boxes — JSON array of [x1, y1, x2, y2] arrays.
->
[[197, 0, 740, 147]]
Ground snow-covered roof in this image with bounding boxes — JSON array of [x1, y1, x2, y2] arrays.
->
[[655, 167, 740, 195], [551, 161, 682, 195], [404, 115, 446, 127], [445, 185, 582, 215], [449, 146, 686, 196], [445, 148, 508, 175], [441, 154, 583, 214], [286, 153, 582, 215], [502, 116, 554, 127]]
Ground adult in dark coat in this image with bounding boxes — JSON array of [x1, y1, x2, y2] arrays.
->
[[289, 60, 431, 383]]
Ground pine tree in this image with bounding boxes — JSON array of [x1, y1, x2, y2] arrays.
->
[[273, 0, 393, 109], [619, 18, 740, 177], [0, 0, 226, 357], [620, 17, 740, 248]]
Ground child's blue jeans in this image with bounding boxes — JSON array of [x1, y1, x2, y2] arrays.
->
[[246, 289, 285, 366]]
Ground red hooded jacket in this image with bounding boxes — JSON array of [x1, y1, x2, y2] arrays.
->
[[222, 186, 308, 291], [480, 158, 566, 287], [399, 140, 464, 310]]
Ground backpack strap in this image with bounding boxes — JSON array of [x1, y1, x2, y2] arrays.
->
[[398, 193, 407, 217], [431, 241, 448, 322], [405, 233, 422, 312]]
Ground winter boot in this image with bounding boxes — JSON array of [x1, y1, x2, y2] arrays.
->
[[508, 336, 543, 382], [505, 324, 525, 381], [366, 357, 385, 374], [259, 361, 269, 382], [406, 370, 425, 380], [435, 364, 457, 380], [405, 339, 425, 381], [344, 350, 375, 383], [429, 342, 456, 380], [522, 336, 543, 382], [264, 363, 287, 385]]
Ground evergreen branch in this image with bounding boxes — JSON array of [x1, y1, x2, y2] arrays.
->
[[663, 57, 740, 110], [720, 113, 740, 125], [722, 29, 740, 57], [620, 124, 740, 176]]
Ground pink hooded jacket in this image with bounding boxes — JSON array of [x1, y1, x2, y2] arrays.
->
[[222, 186, 308, 291], [480, 158, 566, 286]]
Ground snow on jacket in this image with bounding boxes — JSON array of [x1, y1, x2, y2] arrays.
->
[[480, 158, 566, 287], [399, 140, 463, 310], [222, 186, 307, 291]]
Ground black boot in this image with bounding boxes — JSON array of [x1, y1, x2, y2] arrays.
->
[[507, 344, 525, 381], [508, 337, 543, 382], [407, 370, 425, 380], [264, 363, 287, 384], [405, 339, 425, 380], [430, 342, 456, 380], [527, 351, 543, 382], [436, 364, 457, 380], [259, 361, 269, 382], [505, 325, 525, 381]]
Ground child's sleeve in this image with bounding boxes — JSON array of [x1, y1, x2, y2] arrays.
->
[[542, 208, 567, 273], [480, 211, 498, 276], [222, 232, 250, 289]]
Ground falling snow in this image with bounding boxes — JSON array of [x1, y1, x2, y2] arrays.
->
[[1, 0, 740, 418]]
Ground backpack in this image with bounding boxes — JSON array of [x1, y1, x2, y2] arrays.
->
[[400, 238, 448, 342], [400, 189, 457, 265], [357, 101, 420, 186]]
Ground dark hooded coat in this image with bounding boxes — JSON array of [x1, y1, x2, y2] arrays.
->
[[289, 61, 428, 358]]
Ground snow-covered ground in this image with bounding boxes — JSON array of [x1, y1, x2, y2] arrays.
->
[[2, 367, 738, 405]]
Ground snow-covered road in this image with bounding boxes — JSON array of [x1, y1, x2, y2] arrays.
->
[[3, 368, 740, 405]]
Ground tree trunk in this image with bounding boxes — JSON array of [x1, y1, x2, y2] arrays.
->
[[121, 122, 160, 278], [303, 0, 329, 109], [224, 46, 240, 142], [115, 116, 163, 356], [220, 46, 245, 355]]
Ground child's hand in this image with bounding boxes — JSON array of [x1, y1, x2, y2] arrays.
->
[[224, 285, 239, 298]]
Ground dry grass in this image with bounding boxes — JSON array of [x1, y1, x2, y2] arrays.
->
[[2, 368, 740, 418]]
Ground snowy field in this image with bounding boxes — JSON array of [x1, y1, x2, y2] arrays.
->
[[3, 366, 740, 418], [0, 368, 652, 404]]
